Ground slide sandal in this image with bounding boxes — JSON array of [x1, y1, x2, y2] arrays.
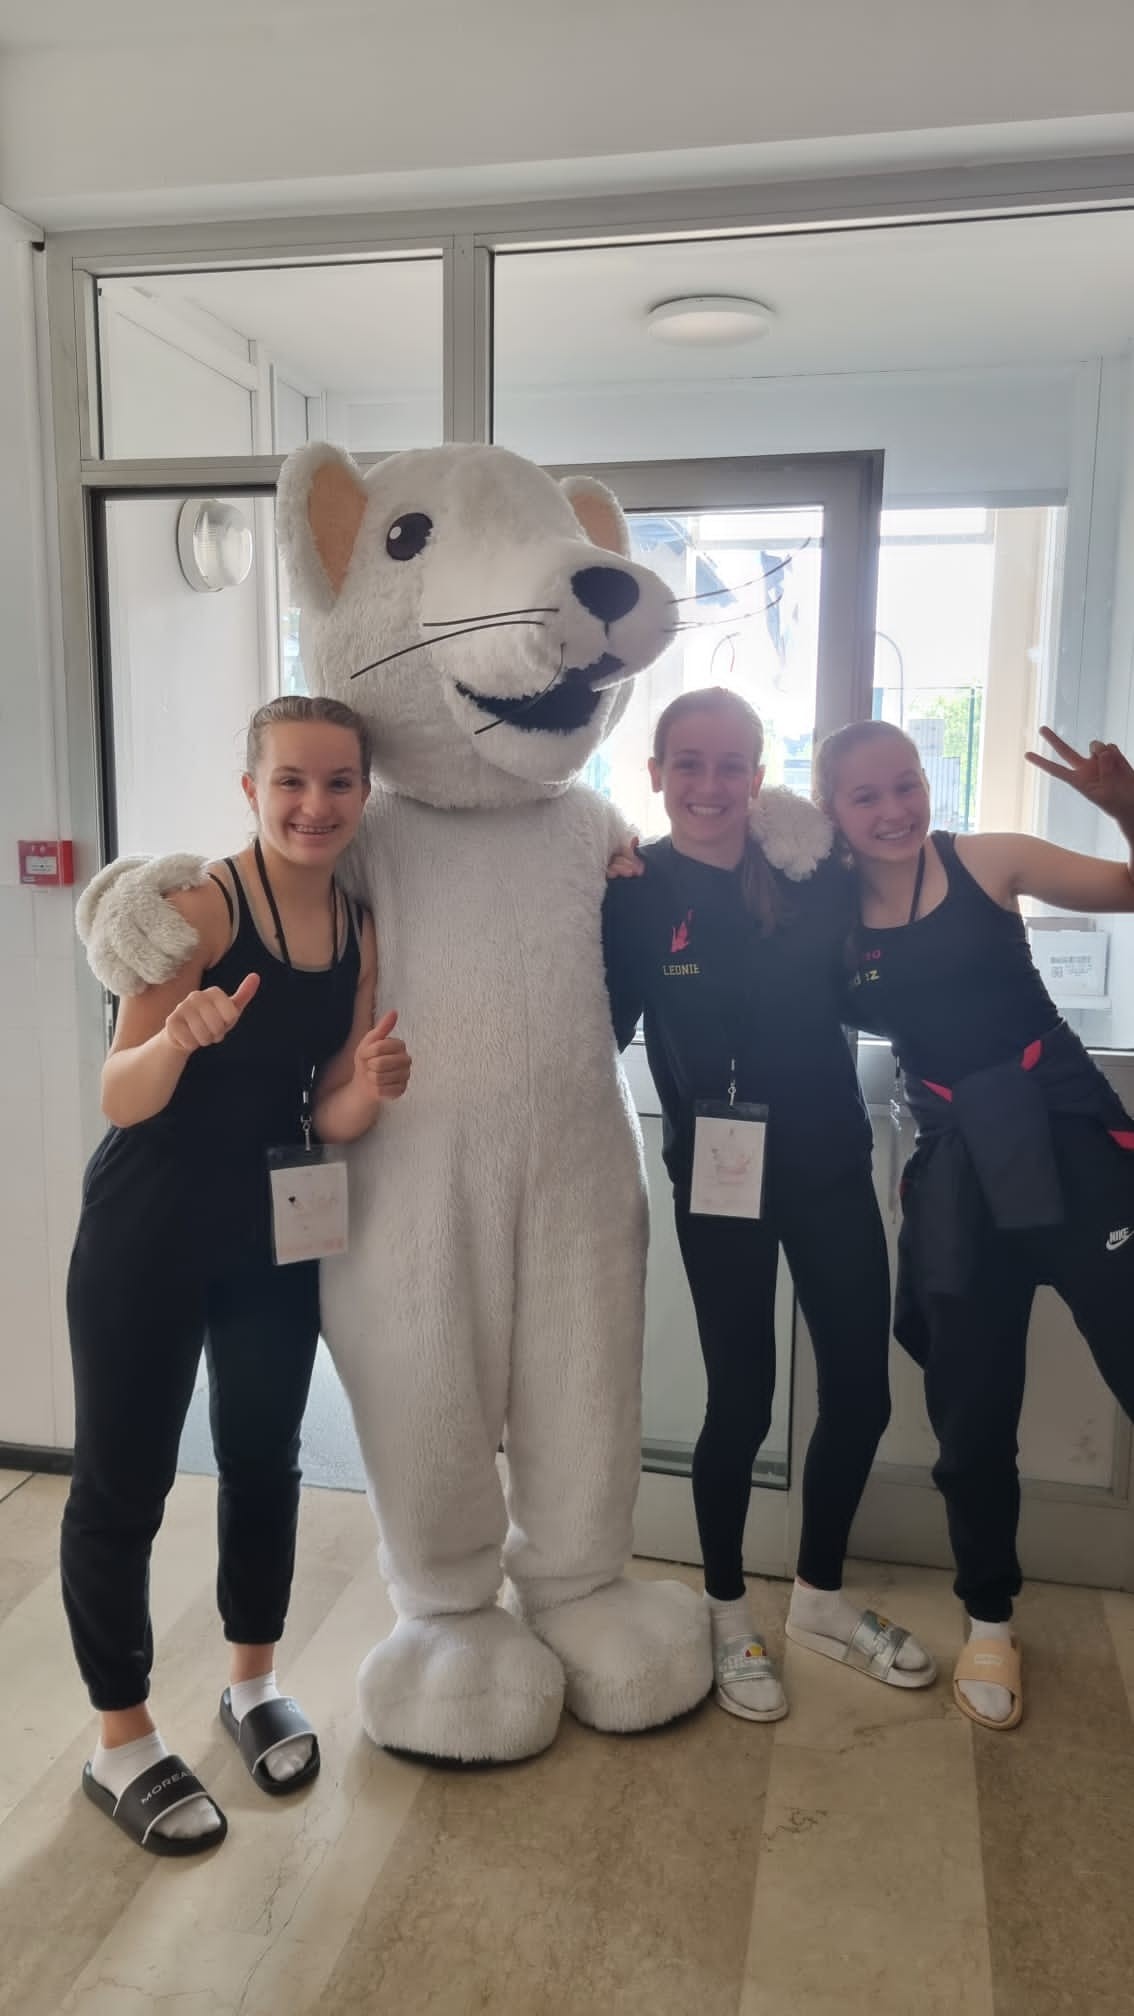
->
[[219, 1688, 321, 1796], [785, 1607, 937, 1690], [82, 1757, 227, 1856], [952, 1637, 1023, 1731]]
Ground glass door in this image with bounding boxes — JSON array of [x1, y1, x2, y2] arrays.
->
[[554, 453, 884, 1575]]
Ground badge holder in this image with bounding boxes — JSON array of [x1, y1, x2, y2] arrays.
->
[[691, 1058, 768, 1220], [267, 1074, 349, 1266]]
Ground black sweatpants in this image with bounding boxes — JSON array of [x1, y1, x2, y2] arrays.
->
[[674, 1161, 892, 1599], [62, 1221, 320, 1712], [909, 1117, 1134, 1622]]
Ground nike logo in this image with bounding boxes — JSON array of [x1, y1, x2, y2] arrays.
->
[[1106, 1227, 1132, 1252]]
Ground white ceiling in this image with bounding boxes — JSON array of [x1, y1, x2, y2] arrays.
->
[[494, 211, 1134, 387], [103, 209, 1134, 401]]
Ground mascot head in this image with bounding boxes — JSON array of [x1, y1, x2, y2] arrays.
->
[[276, 442, 674, 809]]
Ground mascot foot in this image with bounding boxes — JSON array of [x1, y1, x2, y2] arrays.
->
[[357, 1607, 565, 1764], [521, 1577, 713, 1734]]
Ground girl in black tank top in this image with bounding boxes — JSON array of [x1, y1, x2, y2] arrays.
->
[[817, 718, 1134, 1738], [846, 830, 1060, 1084], [63, 698, 411, 1859]]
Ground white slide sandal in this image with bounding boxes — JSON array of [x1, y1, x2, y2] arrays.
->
[[785, 1607, 937, 1690]]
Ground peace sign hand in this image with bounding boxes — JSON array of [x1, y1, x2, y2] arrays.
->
[[1025, 727, 1134, 823]]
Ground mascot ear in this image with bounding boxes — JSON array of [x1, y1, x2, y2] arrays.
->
[[560, 475, 632, 560], [277, 443, 368, 611]]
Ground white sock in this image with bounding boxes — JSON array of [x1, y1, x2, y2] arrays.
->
[[91, 1730, 219, 1842], [706, 1592, 755, 1641], [705, 1592, 785, 1717], [228, 1670, 314, 1782], [958, 1616, 1015, 1724], [788, 1581, 930, 1674]]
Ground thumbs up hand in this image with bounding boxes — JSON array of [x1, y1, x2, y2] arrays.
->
[[352, 1009, 412, 1103], [164, 971, 261, 1054]]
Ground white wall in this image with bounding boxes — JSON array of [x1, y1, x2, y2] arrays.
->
[[4, 0, 1134, 225], [102, 318, 255, 461], [493, 364, 1077, 498], [0, 233, 85, 1452]]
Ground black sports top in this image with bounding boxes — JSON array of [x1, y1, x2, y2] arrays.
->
[[846, 830, 1060, 1084], [603, 838, 871, 1197], [80, 858, 362, 1263]]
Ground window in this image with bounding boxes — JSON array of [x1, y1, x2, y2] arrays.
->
[[97, 258, 444, 461], [590, 507, 823, 837], [873, 505, 1064, 836]]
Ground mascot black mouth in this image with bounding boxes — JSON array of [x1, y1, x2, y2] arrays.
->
[[456, 655, 623, 735]]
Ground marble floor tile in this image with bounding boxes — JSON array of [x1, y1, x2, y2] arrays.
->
[[322, 1692, 771, 2016], [740, 1898, 993, 2016], [1102, 1589, 1134, 1721], [977, 1740, 1134, 2016], [0, 1473, 67, 1628], [756, 1719, 987, 1923], [973, 1584, 1134, 2016]]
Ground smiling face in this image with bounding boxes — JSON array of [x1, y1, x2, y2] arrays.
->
[[823, 726, 932, 866], [277, 442, 676, 810], [242, 720, 370, 867], [649, 703, 765, 866]]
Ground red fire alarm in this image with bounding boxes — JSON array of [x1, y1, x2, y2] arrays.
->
[[19, 840, 75, 887]]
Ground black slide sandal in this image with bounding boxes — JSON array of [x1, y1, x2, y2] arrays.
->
[[82, 1757, 227, 1857], [219, 1689, 321, 1796]]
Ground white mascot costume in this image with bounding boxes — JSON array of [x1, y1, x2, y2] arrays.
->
[[80, 442, 713, 1763]]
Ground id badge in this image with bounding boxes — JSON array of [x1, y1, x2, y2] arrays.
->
[[267, 1146, 349, 1265], [690, 1101, 768, 1219]]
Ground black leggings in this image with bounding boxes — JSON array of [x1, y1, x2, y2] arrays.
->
[[62, 1222, 320, 1712], [675, 1162, 892, 1599], [910, 1118, 1134, 1621]]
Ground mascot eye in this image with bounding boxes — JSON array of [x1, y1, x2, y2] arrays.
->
[[385, 513, 433, 561]]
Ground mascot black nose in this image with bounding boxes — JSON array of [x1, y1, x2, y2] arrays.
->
[[571, 565, 640, 625]]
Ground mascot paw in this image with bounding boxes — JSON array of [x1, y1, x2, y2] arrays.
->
[[76, 853, 208, 997], [357, 1608, 566, 1764], [750, 786, 833, 881], [523, 1577, 712, 1733]]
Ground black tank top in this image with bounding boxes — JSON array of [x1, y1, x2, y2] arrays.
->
[[80, 859, 362, 1264], [847, 831, 1060, 1084]]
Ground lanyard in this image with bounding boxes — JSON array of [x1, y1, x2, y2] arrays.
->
[[907, 844, 927, 925], [253, 838, 338, 1150]]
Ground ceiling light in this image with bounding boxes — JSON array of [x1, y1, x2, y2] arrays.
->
[[647, 296, 774, 347]]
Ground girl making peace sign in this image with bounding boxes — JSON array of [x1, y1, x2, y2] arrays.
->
[[818, 720, 1134, 1733]]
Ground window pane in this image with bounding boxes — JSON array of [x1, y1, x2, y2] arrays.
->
[[872, 505, 1064, 836], [97, 258, 443, 460], [103, 493, 274, 859], [588, 507, 822, 836]]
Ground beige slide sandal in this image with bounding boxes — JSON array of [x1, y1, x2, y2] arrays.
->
[[952, 1636, 1023, 1730]]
